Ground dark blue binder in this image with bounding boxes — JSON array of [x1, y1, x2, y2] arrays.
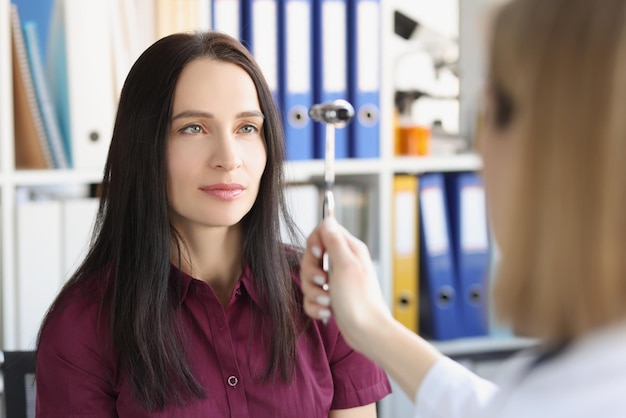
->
[[278, 0, 315, 160], [418, 173, 461, 340], [445, 172, 491, 337], [347, 0, 380, 158], [312, 0, 349, 159], [241, 0, 280, 103]]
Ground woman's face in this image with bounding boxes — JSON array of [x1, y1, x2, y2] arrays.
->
[[166, 58, 267, 232]]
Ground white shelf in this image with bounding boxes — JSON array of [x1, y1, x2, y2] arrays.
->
[[389, 153, 482, 174], [284, 159, 384, 182], [284, 152, 482, 183], [6, 169, 104, 186], [432, 336, 537, 358]]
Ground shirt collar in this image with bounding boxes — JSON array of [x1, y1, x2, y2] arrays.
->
[[238, 265, 266, 311], [171, 264, 267, 312]]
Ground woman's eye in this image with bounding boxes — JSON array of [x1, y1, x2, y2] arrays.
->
[[180, 124, 203, 134], [240, 124, 259, 134]]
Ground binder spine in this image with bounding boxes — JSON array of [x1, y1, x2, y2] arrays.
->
[[313, 0, 349, 159], [347, 0, 380, 158], [392, 175, 419, 333], [242, 0, 279, 101], [279, 0, 314, 160], [418, 172, 462, 341], [445, 172, 491, 337]]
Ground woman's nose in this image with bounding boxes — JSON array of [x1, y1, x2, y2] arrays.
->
[[210, 132, 242, 170]]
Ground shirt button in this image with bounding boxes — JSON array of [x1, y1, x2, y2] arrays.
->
[[235, 287, 242, 297], [227, 375, 239, 387]]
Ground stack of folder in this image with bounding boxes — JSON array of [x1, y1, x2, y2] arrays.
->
[[245, 0, 382, 160], [12, 0, 381, 169], [391, 172, 492, 341]]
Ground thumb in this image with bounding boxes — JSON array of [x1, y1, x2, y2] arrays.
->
[[318, 217, 357, 266]]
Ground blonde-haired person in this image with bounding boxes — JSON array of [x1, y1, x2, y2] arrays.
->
[[300, 0, 626, 416]]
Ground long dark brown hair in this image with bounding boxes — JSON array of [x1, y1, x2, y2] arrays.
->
[[38, 31, 303, 410]]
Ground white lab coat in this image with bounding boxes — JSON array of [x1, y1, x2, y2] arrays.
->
[[414, 320, 626, 417]]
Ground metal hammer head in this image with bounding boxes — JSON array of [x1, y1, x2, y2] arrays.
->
[[309, 99, 355, 127]]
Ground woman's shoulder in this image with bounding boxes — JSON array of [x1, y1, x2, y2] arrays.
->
[[490, 329, 626, 417], [57, 268, 111, 311], [39, 269, 113, 355], [36, 270, 118, 407]]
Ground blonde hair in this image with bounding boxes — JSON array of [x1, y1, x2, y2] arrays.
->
[[489, 0, 626, 344]]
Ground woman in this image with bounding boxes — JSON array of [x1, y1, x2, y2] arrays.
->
[[36, 32, 391, 417], [301, 0, 626, 417]]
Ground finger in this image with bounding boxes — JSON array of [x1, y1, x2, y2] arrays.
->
[[301, 228, 328, 289], [302, 286, 332, 320], [302, 279, 330, 319], [300, 265, 328, 296], [304, 304, 332, 322], [300, 229, 330, 289], [303, 223, 325, 263]]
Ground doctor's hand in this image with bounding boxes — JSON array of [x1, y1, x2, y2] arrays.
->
[[300, 217, 393, 353]]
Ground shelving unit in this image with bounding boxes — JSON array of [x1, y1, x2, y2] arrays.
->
[[1, 0, 17, 354], [0, 0, 526, 416], [433, 336, 537, 360]]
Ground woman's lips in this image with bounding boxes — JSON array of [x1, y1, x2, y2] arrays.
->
[[200, 183, 245, 200]]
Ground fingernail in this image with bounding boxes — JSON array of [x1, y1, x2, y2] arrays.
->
[[324, 217, 338, 232], [316, 295, 331, 306], [311, 245, 322, 259], [313, 275, 326, 286], [318, 309, 331, 321]]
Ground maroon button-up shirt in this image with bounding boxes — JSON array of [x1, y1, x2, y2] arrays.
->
[[36, 265, 391, 417]]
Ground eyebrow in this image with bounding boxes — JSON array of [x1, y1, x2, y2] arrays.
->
[[171, 110, 265, 121]]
